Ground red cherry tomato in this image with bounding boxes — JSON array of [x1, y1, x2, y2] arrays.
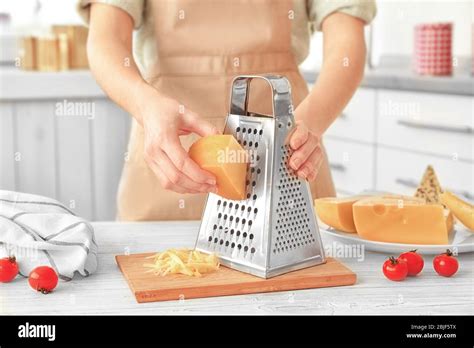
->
[[433, 249, 459, 277], [383, 256, 408, 281], [399, 250, 424, 276], [28, 266, 58, 294], [0, 256, 19, 282]]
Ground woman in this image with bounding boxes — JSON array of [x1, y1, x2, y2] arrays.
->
[[78, 0, 376, 221]]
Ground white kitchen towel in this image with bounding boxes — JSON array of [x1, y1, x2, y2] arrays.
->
[[0, 190, 98, 280]]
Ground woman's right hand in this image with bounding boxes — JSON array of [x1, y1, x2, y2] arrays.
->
[[140, 91, 219, 194], [87, 4, 218, 195]]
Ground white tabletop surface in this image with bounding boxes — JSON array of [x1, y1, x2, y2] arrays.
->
[[1, 221, 473, 315]]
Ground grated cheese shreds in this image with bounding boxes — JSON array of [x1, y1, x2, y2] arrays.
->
[[144, 249, 220, 277]]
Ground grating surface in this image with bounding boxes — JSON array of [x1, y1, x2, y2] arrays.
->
[[201, 118, 269, 263], [273, 143, 316, 255]]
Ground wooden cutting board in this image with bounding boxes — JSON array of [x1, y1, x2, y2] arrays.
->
[[116, 253, 356, 303]]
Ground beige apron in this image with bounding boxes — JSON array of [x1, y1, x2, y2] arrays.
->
[[117, 0, 335, 221]]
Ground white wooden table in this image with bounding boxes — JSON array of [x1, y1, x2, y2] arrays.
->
[[1, 221, 473, 315]]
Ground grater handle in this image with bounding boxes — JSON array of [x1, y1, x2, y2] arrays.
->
[[230, 75, 293, 119]]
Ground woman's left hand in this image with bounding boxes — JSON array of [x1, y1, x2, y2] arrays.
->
[[288, 120, 323, 181]]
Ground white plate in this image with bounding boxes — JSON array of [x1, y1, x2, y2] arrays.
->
[[319, 224, 474, 255]]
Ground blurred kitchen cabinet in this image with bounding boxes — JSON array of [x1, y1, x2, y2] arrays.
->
[[11, 101, 57, 199], [0, 102, 15, 189], [92, 102, 130, 221], [324, 138, 375, 195], [324, 87, 473, 198], [377, 90, 473, 161], [325, 88, 376, 144], [0, 98, 130, 221], [376, 147, 474, 201]]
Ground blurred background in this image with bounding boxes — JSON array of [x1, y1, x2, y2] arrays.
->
[[0, 0, 473, 221]]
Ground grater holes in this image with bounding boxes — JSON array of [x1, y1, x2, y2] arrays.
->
[[273, 144, 316, 254], [210, 123, 262, 260]]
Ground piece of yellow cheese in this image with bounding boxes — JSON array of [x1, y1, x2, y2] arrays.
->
[[440, 191, 474, 231], [444, 209, 454, 234], [353, 197, 449, 245], [314, 196, 369, 233], [189, 135, 248, 200]]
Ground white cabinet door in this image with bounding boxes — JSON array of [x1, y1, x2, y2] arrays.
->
[[376, 146, 474, 202], [324, 138, 375, 195], [92, 101, 130, 221], [14, 101, 57, 198], [55, 99, 94, 219], [0, 102, 15, 190], [377, 90, 474, 161], [325, 88, 376, 144]]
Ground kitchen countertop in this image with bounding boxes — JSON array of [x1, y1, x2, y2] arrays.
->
[[1, 221, 472, 315], [0, 67, 105, 100], [302, 55, 474, 96], [1, 56, 473, 100]]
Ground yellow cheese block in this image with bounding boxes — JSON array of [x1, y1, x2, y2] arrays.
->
[[440, 191, 474, 232], [444, 209, 454, 234], [189, 135, 248, 200], [314, 196, 369, 233], [353, 197, 449, 245]]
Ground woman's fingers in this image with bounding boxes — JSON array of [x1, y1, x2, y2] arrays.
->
[[296, 146, 323, 180], [182, 111, 220, 137], [288, 121, 309, 150], [289, 134, 319, 171], [145, 157, 199, 194], [155, 148, 217, 193], [162, 135, 217, 186]]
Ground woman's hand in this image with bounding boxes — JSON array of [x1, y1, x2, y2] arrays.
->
[[141, 92, 219, 194], [87, 4, 218, 195], [288, 120, 322, 181]]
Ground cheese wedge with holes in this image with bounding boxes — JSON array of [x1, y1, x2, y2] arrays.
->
[[314, 196, 369, 233], [353, 197, 449, 245], [189, 135, 248, 200]]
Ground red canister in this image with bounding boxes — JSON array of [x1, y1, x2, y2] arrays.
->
[[414, 23, 453, 76]]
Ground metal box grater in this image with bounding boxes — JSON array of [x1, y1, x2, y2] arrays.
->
[[195, 75, 326, 278]]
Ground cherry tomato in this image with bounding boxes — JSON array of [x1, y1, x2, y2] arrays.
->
[[433, 249, 459, 277], [0, 256, 19, 282], [28, 266, 58, 294], [383, 256, 408, 281], [399, 250, 424, 276]]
